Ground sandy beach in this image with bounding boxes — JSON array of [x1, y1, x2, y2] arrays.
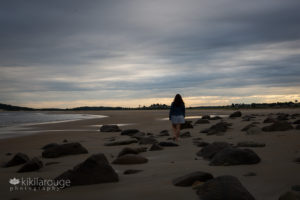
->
[[0, 109, 300, 200]]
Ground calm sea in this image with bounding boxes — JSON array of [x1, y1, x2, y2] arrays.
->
[[0, 111, 106, 139]]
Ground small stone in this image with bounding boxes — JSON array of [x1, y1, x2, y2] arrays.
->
[[158, 142, 179, 147], [138, 137, 158, 145], [291, 185, 300, 192], [42, 143, 88, 158], [180, 131, 191, 138], [100, 125, 121, 132], [45, 162, 60, 166], [172, 171, 213, 186], [41, 143, 59, 150], [181, 121, 194, 129], [4, 153, 30, 167], [159, 130, 170, 136], [229, 111, 242, 118], [149, 143, 163, 151], [112, 154, 148, 164], [246, 127, 262, 135], [279, 191, 300, 200], [121, 129, 140, 136], [195, 119, 210, 124], [236, 141, 266, 147], [17, 158, 43, 173], [244, 172, 256, 176], [262, 121, 293, 132], [104, 139, 138, 146], [123, 169, 143, 175]]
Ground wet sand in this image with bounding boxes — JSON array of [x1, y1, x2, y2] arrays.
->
[[0, 109, 299, 200]]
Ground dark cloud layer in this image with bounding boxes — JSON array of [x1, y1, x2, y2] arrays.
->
[[0, 0, 300, 107]]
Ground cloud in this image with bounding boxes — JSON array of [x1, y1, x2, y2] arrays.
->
[[0, 0, 300, 107]]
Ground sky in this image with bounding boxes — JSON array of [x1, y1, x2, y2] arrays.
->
[[1, 0, 300, 108]]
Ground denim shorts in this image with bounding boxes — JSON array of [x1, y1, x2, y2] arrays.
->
[[171, 115, 185, 124]]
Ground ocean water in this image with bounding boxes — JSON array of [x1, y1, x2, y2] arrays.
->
[[0, 111, 106, 139], [0, 111, 106, 127]]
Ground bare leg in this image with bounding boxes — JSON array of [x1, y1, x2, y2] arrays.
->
[[172, 124, 177, 140], [175, 124, 180, 141]]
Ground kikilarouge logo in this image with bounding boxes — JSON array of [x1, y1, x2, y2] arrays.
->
[[9, 177, 71, 192], [9, 178, 20, 185]]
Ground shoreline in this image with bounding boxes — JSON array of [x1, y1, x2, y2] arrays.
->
[[0, 109, 299, 200]]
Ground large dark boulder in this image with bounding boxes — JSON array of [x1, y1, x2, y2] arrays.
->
[[262, 121, 293, 132], [121, 129, 140, 136], [17, 158, 43, 173], [229, 111, 242, 118], [117, 147, 147, 157], [181, 121, 193, 129], [172, 171, 213, 186], [55, 153, 118, 186], [138, 137, 158, 145], [210, 147, 261, 166], [196, 175, 255, 200], [197, 142, 231, 160], [4, 153, 30, 167], [112, 154, 148, 164], [104, 139, 138, 146], [100, 125, 121, 132], [42, 143, 88, 158]]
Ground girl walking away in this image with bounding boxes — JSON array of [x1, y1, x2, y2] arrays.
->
[[169, 94, 185, 142]]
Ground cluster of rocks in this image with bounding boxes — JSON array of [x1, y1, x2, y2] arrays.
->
[[173, 171, 255, 200], [197, 142, 261, 166]]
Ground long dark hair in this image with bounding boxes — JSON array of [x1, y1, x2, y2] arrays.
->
[[173, 94, 184, 107]]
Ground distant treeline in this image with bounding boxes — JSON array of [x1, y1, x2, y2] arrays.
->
[[0, 101, 299, 111]]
